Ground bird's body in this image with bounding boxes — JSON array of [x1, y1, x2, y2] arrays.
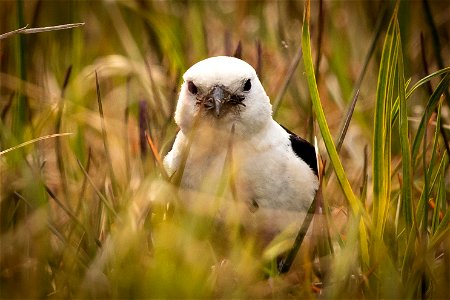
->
[[164, 56, 319, 239]]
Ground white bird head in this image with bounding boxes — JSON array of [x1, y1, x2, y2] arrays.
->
[[175, 56, 272, 136]]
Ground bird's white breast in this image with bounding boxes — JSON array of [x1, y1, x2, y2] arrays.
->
[[164, 120, 318, 212]]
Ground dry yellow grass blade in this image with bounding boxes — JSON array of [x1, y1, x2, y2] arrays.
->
[[0, 23, 84, 40], [0, 133, 73, 156]]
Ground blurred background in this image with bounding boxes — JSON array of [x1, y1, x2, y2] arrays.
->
[[0, 0, 449, 298]]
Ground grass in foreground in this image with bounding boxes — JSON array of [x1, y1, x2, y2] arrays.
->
[[1, 0, 449, 298]]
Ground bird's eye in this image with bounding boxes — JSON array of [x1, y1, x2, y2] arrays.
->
[[243, 79, 251, 92], [187, 81, 198, 95]]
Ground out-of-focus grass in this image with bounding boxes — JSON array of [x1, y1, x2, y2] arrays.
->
[[1, 0, 449, 298]]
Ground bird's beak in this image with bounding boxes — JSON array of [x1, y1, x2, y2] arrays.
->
[[212, 86, 225, 117]]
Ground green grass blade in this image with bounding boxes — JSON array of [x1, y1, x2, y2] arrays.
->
[[303, 1, 371, 272], [391, 67, 450, 131], [335, 5, 387, 153], [95, 71, 119, 199], [407, 67, 450, 95], [372, 3, 398, 242], [411, 73, 450, 167], [431, 158, 445, 234], [55, 66, 73, 205], [391, 67, 450, 135], [278, 195, 317, 274], [396, 21, 413, 228], [272, 45, 303, 117], [359, 218, 370, 268], [430, 194, 450, 251], [415, 153, 448, 232], [429, 101, 443, 234], [401, 218, 417, 280], [427, 100, 443, 183], [381, 34, 398, 237], [302, 0, 360, 216], [76, 157, 118, 218]]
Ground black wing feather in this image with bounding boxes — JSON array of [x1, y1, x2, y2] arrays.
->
[[281, 125, 318, 176]]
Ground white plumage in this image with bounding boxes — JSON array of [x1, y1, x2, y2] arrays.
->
[[164, 56, 319, 237]]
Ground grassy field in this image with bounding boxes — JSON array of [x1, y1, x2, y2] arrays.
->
[[1, 0, 449, 298]]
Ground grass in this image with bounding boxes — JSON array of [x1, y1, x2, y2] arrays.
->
[[1, 0, 449, 298]]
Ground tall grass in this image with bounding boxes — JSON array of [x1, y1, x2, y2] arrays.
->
[[1, 0, 449, 298]]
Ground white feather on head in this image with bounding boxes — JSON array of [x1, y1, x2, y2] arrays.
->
[[175, 56, 272, 138]]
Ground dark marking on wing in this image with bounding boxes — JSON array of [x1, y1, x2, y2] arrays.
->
[[281, 125, 318, 176]]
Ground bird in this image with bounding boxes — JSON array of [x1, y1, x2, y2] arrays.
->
[[163, 56, 319, 243]]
